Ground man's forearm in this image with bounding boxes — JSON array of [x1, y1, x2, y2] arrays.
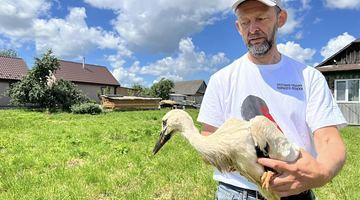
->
[[314, 126, 346, 184]]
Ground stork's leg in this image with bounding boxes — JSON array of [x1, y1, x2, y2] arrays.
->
[[261, 171, 275, 190]]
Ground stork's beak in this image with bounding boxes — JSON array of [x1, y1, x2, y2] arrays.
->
[[153, 127, 172, 155]]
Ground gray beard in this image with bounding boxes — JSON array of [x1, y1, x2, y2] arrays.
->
[[246, 26, 277, 57], [248, 40, 273, 57]]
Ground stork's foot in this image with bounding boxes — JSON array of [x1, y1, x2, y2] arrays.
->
[[261, 171, 275, 190]]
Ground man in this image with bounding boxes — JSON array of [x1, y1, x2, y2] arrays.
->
[[197, 0, 347, 199]]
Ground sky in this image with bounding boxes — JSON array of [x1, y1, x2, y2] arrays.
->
[[0, 0, 359, 87]]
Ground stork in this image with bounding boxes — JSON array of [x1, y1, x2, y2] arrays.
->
[[153, 109, 300, 200]]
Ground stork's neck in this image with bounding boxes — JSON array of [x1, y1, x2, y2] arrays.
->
[[178, 120, 210, 153]]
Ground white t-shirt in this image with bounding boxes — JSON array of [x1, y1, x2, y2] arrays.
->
[[197, 53, 347, 190]]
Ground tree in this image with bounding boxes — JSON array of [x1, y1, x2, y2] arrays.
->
[[0, 49, 18, 58], [7, 50, 89, 111], [150, 78, 174, 100], [129, 83, 151, 97]]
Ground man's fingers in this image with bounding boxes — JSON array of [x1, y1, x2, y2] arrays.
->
[[257, 158, 291, 172], [269, 173, 293, 189]]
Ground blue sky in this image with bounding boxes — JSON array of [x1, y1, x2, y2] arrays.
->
[[0, 0, 359, 87]]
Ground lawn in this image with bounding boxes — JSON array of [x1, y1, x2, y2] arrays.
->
[[0, 109, 358, 199]]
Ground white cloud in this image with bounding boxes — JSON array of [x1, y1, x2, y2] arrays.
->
[[0, 2, 131, 59], [108, 38, 230, 86], [33, 7, 128, 58], [139, 38, 229, 77], [278, 0, 312, 36], [279, 8, 302, 35], [294, 31, 303, 40], [282, 0, 311, 10], [85, 0, 233, 53], [0, 0, 50, 38], [320, 32, 356, 60], [278, 41, 316, 63], [0, 36, 23, 50], [325, 0, 360, 9]]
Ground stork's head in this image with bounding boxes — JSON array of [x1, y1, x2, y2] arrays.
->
[[153, 109, 193, 155]]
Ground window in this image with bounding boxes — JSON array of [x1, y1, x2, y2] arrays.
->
[[336, 81, 346, 101], [335, 79, 360, 102]]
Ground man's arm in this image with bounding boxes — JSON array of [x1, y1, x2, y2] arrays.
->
[[257, 126, 346, 197], [313, 126, 346, 182], [201, 123, 218, 136]]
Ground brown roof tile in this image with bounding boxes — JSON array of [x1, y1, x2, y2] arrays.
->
[[0, 56, 28, 80], [55, 60, 120, 86]]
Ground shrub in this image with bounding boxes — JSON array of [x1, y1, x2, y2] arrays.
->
[[71, 103, 103, 115], [7, 50, 89, 111], [150, 78, 174, 99]]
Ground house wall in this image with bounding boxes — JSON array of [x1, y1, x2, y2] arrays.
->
[[322, 71, 360, 93], [75, 83, 117, 103], [170, 95, 186, 102], [338, 103, 360, 125], [186, 94, 204, 104], [336, 45, 360, 65], [0, 81, 11, 106], [322, 71, 360, 125], [198, 82, 207, 94], [321, 43, 360, 66]]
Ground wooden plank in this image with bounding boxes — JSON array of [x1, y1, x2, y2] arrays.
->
[[338, 103, 360, 125], [101, 96, 161, 110]]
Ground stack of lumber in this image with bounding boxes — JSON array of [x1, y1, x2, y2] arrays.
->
[[101, 95, 161, 111]]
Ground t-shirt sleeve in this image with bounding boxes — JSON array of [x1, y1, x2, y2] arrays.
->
[[306, 72, 347, 133], [197, 75, 225, 128]]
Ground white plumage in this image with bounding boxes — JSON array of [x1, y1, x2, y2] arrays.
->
[[153, 109, 300, 200]]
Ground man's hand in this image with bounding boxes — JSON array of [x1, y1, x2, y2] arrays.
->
[[257, 149, 331, 197], [258, 126, 346, 197]]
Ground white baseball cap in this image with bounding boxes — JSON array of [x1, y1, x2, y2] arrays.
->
[[232, 0, 283, 11]]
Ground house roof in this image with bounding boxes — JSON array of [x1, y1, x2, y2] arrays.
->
[[316, 39, 360, 67], [0, 56, 28, 80], [55, 60, 120, 86], [316, 64, 360, 72], [172, 80, 206, 95]]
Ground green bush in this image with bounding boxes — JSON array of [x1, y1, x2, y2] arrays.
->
[[71, 103, 103, 114], [7, 50, 89, 111]]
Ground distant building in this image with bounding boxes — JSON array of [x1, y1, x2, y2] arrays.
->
[[55, 60, 120, 103], [116, 86, 138, 96], [0, 56, 28, 107], [316, 39, 360, 125], [171, 80, 207, 106]]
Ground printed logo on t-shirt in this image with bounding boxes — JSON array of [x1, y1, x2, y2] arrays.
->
[[277, 83, 303, 91], [241, 95, 282, 132]]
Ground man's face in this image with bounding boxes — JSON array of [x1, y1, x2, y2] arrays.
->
[[235, 1, 280, 57]]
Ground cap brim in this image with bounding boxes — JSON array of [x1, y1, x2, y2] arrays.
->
[[232, 0, 277, 11]]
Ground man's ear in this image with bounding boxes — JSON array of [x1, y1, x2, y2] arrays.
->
[[235, 20, 243, 36], [277, 10, 288, 28]]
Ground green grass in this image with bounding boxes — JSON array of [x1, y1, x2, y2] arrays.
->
[[0, 109, 358, 199], [314, 126, 360, 200]]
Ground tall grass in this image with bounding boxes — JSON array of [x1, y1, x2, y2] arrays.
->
[[0, 109, 358, 199]]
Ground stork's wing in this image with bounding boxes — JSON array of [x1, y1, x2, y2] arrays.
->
[[250, 116, 300, 162], [202, 119, 259, 173]]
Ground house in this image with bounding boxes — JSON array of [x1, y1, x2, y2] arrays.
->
[[171, 80, 207, 106], [117, 86, 138, 96], [316, 39, 360, 125], [0, 56, 28, 107], [55, 60, 120, 103]]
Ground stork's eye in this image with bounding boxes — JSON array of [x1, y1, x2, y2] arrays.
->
[[162, 119, 167, 127]]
